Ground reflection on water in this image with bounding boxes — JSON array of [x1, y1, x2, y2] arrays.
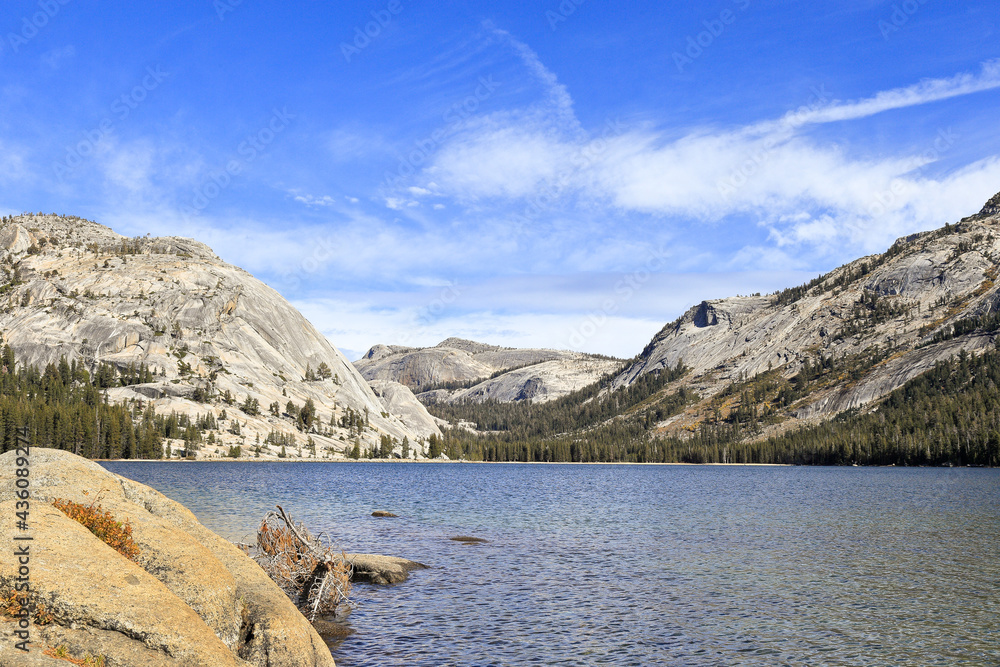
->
[[101, 462, 1000, 666]]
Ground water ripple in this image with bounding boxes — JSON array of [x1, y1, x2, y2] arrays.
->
[[101, 462, 1000, 667]]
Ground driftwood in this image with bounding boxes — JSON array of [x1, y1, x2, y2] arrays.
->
[[254, 505, 352, 621]]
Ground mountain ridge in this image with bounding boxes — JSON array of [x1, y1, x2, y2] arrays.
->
[[0, 212, 438, 460], [610, 192, 1000, 441], [354, 338, 622, 404], [416, 190, 1000, 465]]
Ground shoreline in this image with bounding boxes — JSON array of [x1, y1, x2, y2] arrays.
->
[[94, 458, 993, 467], [95, 457, 790, 465]]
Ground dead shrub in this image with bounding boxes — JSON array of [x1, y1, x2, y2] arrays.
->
[[253, 506, 351, 621]]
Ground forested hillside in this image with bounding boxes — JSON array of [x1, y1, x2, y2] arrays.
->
[[0, 345, 205, 458], [425, 362, 693, 461], [427, 344, 1000, 466]]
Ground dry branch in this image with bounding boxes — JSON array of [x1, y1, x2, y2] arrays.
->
[[253, 505, 352, 620]]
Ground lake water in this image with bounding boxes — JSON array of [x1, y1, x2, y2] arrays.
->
[[100, 462, 1000, 666]]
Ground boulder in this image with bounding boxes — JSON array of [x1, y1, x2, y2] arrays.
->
[[0, 448, 335, 667], [346, 554, 426, 585], [0, 223, 33, 254]]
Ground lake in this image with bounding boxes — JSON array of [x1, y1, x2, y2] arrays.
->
[[99, 462, 1000, 666]]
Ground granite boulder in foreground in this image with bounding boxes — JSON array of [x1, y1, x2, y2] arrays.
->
[[0, 448, 336, 667]]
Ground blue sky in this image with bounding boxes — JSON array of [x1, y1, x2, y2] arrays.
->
[[1, 1, 998, 359]]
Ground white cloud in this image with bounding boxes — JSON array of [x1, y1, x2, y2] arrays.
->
[[292, 270, 815, 359], [413, 58, 1000, 258], [292, 193, 336, 207], [40, 45, 76, 70], [764, 58, 1000, 131], [385, 196, 419, 210], [98, 138, 156, 193], [428, 126, 572, 199]]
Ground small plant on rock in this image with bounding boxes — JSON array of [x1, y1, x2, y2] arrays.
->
[[43, 645, 106, 666], [51, 498, 140, 563], [1, 587, 54, 625]]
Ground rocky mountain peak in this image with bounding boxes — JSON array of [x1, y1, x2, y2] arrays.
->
[[615, 202, 1000, 437], [977, 190, 1000, 219], [0, 214, 440, 459], [356, 337, 622, 404], [434, 337, 503, 353]]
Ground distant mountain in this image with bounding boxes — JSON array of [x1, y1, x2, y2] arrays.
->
[[0, 213, 438, 460], [354, 338, 622, 404], [422, 190, 1000, 466], [614, 189, 1000, 436]]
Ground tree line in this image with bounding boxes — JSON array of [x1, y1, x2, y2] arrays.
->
[[426, 345, 1000, 466], [0, 346, 200, 459]]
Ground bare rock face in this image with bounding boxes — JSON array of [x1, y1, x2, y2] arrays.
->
[[367, 379, 443, 439], [0, 214, 438, 459], [360, 343, 413, 363], [976, 189, 1000, 219], [418, 357, 623, 404], [0, 223, 33, 254], [356, 341, 496, 391], [0, 448, 335, 667], [616, 190, 1000, 431], [356, 338, 621, 404]]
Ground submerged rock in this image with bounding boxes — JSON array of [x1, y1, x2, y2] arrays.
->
[[0, 448, 336, 667], [346, 554, 427, 585], [370, 510, 398, 518]]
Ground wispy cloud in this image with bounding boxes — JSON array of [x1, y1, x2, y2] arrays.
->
[[292, 193, 336, 207], [40, 45, 75, 70], [327, 127, 393, 162], [763, 59, 1000, 131], [492, 28, 579, 133], [414, 57, 1000, 258]]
